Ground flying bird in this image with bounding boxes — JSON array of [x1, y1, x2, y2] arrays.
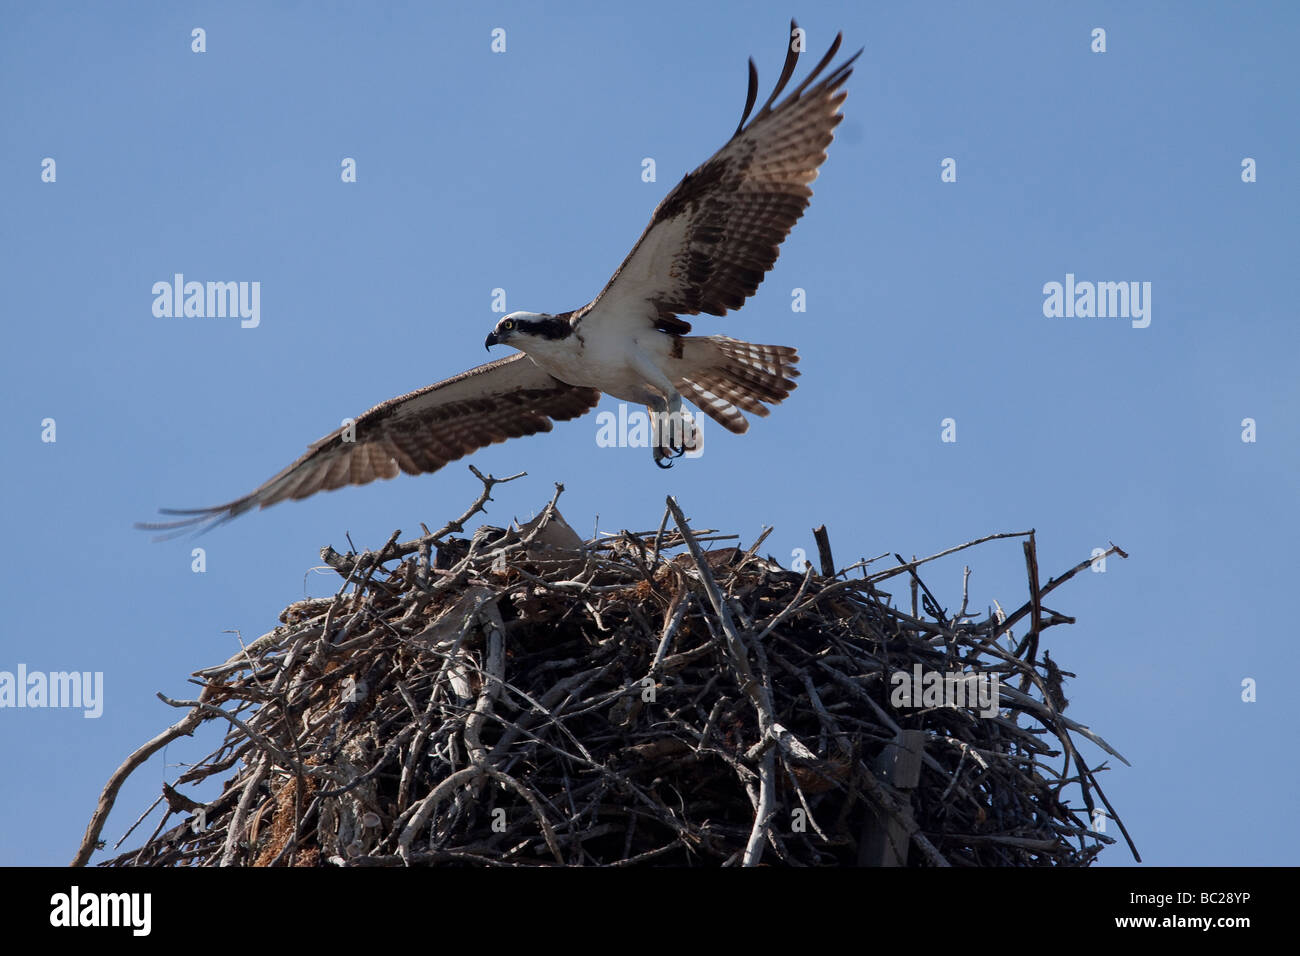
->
[[142, 23, 860, 535]]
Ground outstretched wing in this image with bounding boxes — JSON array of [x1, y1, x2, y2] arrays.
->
[[574, 21, 861, 336], [139, 354, 600, 536]]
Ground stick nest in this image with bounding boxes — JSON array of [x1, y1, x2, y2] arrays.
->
[[81, 471, 1135, 867]]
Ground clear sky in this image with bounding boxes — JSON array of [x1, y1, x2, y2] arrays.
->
[[2, 2, 1296, 866]]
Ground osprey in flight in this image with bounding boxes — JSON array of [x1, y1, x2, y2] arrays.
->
[[144, 24, 859, 534]]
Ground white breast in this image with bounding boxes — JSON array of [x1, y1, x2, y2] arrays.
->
[[524, 319, 675, 407]]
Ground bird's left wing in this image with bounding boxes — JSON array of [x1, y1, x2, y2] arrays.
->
[[138, 353, 600, 536], [573, 22, 861, 337]]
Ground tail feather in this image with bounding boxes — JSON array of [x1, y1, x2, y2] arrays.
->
[[673, 336, 800, 434]]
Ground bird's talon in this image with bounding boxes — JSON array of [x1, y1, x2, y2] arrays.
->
[[654, 436, 687, 469]]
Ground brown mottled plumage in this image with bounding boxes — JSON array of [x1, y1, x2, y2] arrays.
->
[[574, 25, 859, 336], [141, 354, 599, 535]]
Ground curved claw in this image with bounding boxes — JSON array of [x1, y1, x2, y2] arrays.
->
[[653, 437, 687, 469]]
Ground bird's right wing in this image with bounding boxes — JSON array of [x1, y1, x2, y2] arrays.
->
[[138, 353, 601, 536]]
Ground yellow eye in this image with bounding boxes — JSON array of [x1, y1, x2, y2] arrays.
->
[[502, 319, 514, 331]]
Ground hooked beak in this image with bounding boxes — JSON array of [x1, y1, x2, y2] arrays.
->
[[484, 331, 499, 351]]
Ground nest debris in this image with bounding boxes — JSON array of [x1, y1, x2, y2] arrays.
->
[[76, 468, 1135, 867]]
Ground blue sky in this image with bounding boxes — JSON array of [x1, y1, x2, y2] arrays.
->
[[2, 2, 1296, 866]]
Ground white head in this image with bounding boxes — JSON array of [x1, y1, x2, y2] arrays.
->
[[484, 311, 575, 355]]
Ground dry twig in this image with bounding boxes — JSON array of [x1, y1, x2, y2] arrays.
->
[[76, 469, 1134, 867]]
